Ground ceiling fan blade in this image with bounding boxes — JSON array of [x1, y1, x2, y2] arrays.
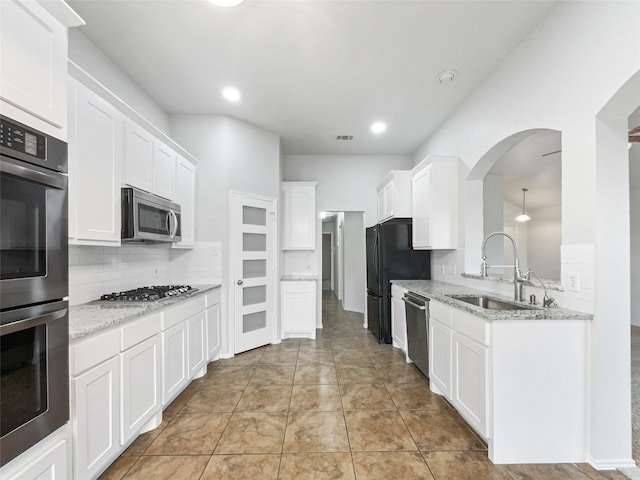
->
[[630, 135, 640, 143], [630, 126, 640, 135]]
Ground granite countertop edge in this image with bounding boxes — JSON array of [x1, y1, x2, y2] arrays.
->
[[69, 283, 221, 341], [391, 279, 592, 321]]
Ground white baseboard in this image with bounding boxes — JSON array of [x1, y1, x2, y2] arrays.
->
[[587, 456, 637, 471]]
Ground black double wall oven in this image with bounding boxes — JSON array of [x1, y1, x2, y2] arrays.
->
[[0, 116, 70, 466]]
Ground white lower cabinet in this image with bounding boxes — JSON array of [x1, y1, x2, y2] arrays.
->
[[429, 318, 452, 398], [72, 355, 121, 480], [281, 280, 316, 339], [121, 335, 162, 444], [206, 290, 222, 361], [0, 425, 69, 480], [161, 321, 189, 406], [187, 311, 207, 379], [451, 331, 488, 437], [390, 284, 408, 352]]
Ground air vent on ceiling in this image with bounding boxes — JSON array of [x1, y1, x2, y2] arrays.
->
[[336, 135, 354, 141]]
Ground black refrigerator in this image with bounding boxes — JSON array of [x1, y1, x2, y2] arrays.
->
[[366, 218, 431, 343]]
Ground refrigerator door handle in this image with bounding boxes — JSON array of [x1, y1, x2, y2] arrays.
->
[[374, 232, 379, 287]]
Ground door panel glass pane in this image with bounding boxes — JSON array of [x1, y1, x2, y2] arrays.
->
[[243, 286, 266, 306], [243, 233, 266, 252], [243, 206, 266, 226], [243, 311, 266, 333], [243, 260, 266, 279]]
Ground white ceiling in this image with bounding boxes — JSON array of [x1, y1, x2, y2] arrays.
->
[[67, 0, 558, 156]]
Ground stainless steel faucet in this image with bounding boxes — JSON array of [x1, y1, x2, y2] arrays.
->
[[480, 231, 529, 301]]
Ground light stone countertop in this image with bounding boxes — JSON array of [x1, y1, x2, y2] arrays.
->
[[69, 284, 221, 341], [281, 275, 318, 281], [391, 279, 592, 321]]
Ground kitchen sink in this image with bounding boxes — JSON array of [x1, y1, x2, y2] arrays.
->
[[446, 295, 533, 311]]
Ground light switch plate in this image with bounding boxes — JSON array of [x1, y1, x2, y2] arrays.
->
[[567, 271, 580, 292]]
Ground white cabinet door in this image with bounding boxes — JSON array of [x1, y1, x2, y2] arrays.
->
[[173, 156, 196, 247], [429, 318, 452, 398], [152, 141, 176, 200], [281, 281, 316, 339], [376, 171, 412, 223], [68, 78, 122, 245], [123, 119, 154, 193], [72, 356, 120, 480], [206, 302, 221, 361], [452, 331, 488, 438], [2, 428, 69, 480], [0, 0, 67, 129], [121, 335, 161, 445], [412, 157, 458, 249], [412, 165, 432, 248], [282, 182, 317, 250], [187, 311, 207, 379], [390, 287, 408, 352], [162, 321, 189, 406]]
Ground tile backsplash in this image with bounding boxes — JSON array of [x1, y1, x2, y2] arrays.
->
[[69, 242, 221, 305]]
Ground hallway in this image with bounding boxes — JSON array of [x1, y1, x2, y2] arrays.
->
[[100, 291, 626, 480]]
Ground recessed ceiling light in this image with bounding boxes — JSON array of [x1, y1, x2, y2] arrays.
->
[[436, 70, 458, 84], [371, 122, 387, 134], [206, 0, 245, 7], [222, 87, 241, 102]]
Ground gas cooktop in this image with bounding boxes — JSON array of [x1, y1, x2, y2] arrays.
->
[[96, 285, 197, 303]]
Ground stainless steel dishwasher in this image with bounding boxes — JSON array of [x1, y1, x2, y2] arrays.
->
[[403, 291, 430, 378]]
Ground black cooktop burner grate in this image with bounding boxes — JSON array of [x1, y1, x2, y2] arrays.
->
[[98, 285, 195, 302]]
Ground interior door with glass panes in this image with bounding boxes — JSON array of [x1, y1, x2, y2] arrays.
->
[[232, 193, 275, 354]]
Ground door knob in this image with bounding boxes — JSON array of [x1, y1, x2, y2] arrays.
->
[[237, 280, 243, 285]]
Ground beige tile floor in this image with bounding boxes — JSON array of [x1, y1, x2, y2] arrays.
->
[[99, 291, 629, 480]]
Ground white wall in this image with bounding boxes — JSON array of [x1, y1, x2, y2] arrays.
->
[[284, 155, 413, 227], [68, 29, 171, 133], [170, 114, 281, 356], [342, 212, 365, 313], [525, 203, 561, 280], [412, 1, 640, 468], [631, 186, 640, 327]]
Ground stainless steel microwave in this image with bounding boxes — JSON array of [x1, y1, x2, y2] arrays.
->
[[121, 187, 181, 242]]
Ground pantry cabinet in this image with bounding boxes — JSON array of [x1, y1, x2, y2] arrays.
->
[[377, 170, 412, 223], [68, 78, 122, 246], [411, 156, 458, 249], [282, 182, 317, 250], [0, 0, 82, 137]]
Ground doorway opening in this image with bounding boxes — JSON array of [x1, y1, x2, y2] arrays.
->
[[320, 211, 365, 319]]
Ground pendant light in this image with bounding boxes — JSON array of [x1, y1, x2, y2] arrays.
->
[[515, 188, 531, 222]]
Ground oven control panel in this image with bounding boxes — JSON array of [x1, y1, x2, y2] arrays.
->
[[0, 117, 46, 160]]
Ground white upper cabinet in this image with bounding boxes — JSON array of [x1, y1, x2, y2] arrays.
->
[[282, 182, 317, 250], [68, 78, 122, 246], [411, 156, 458, 249], [123, 119, 154, 192], [173, 156, 196, 248], [0, 0, 76, 136], [376, 170, 412, 223], [123, 120, 176, 200], [152, 141, 176, 200]]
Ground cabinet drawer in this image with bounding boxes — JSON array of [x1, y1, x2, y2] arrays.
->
[[281, 280, 315, 293], [451, 309, 490, 346], [121, 313, 162, 351], [71, 328, 120, 376], [391, 284, 408, 298], [206, 288, 221, 307], [162, 296, 206, 330], [430, 300, 451, 326]]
